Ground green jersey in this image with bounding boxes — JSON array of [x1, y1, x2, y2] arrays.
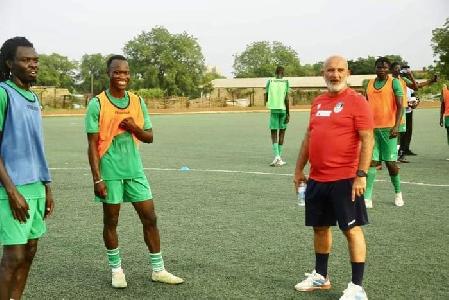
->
[[266, 78, 289, 110], [373, 77, 404, 97], [0, 80, 45, 200], [85, 90, 152, 180]]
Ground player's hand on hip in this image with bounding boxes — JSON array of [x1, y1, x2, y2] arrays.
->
[[8, 189, 30, 223], [352, 177, 366, 202], [94, 181, 108, 199]]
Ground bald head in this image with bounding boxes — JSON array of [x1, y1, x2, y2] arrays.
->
[[322, 55, 350, 94], [323, 55, 349, 71]]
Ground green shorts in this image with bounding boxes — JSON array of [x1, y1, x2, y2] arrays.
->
[[0, 197, 46, 245], [445, 116, 449, 128], [95, 176, 153, 204], [269, 110, 287, 130], [372, 128, 398, 162]]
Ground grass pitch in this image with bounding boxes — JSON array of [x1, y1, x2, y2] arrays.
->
[[3, 108, 449, 299]]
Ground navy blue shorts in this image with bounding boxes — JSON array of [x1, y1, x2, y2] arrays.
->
[[305, 178, 368, 231]]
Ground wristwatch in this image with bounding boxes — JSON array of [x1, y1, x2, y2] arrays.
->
[[356, 170, 367, 177]]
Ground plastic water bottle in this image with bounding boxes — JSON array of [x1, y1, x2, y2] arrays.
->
[[297, 183, 306, 207]]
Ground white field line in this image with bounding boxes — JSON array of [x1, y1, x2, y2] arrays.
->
[[49, 167, 449, 187]]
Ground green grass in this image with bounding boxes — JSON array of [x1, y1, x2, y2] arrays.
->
[[3, 109, 449, 299]]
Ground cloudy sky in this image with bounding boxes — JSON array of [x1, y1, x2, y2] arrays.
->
[[1, 0, 448, 77]]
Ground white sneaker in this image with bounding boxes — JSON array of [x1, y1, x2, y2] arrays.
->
[[364, 199, 372, 208], [294, 270, 331, 292], [269, 156, 280, 167], [151, 269, 184, 284], [394, 192, 404, 207], [276, 158, 286, 166], [111, 270, 127, 288], [339, 282, 368, 300]]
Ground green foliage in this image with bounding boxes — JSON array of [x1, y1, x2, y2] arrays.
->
[[36, 53, 77, 91], [77, 53, 110, 95], [301, 62, 323, 76], [431, 18, 449, 78], [133, 88, 165, 101], [348, 55, 407, 75], [124, 26, 205, 98], [202, 71, 225, 96], [233, 41, 302, 77]]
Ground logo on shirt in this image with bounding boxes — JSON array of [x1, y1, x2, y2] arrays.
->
[[317, 103, 321, 110], [333, 101, 344, 113], [115, 110, 130, 115]]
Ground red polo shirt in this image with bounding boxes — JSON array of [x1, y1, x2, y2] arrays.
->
[[308, 88, 374, 182]]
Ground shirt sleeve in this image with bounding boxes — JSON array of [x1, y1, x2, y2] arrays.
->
[[85, 98, 100, 133], [354, 96, 374, 130], [140, 97, 152, 130], [265, 79, 270, 91], [0, 88, 7, 131], [392, 78, 404, 97], [402, 77, 413, 85], [286, 80, 290, 96]]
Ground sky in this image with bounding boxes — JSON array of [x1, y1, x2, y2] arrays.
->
[[1, 0, 448, 78]]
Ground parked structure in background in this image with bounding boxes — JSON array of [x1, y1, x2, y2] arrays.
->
[[211, 75, 376, 106]]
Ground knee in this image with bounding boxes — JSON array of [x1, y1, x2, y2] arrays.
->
[[103, 215, 119, 228], [385, 162, 398, 174], [313, 226, 330, 237], [2, 249, 27, 269], [141, 213, 157, 228], [25, 243, 38, 262], [343, 226, 363, 240]]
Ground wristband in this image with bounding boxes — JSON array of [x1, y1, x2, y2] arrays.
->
[[94, 179, 104, 185]]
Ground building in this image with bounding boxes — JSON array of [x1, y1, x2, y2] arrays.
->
[[211, 75, 377, 106]]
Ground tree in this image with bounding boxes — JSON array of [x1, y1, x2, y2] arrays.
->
[[77, 53, 109, 95], [431, 18, 449, 78], [233, 41, 302, 78], [36, 53, 77, 91], [348, 55, 407, 75], [124, 26, 205, 98], [201, 71, 225, 98]]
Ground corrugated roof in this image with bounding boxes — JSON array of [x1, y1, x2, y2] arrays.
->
[[212, 75, 377, 88]]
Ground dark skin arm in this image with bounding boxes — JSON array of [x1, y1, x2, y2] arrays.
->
[[284, 94, 290, 124], [87, 133, 107, 199], [441, 94, 445, 127], [390, 94, 404, 138], [44, 183, 54, 219], [119, 117, 153, 143]]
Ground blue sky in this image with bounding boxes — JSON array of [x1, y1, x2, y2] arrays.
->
[[2, 0, 448, 77]]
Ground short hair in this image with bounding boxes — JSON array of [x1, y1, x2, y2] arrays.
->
[[106, 54, 127, 70], [375, 56, 391, 67], [391, 62, 401, 69], [0, 37, 34, 81], [275, 65, 284, 74]]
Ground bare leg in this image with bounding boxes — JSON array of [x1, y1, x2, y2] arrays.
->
[[0, 245, 27, 300], [10, 240, 38, 300], [132, 200, 160, 253], [103, 203, 121, 250]]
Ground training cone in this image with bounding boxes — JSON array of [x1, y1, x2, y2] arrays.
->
[[179, 166, 190, 172]]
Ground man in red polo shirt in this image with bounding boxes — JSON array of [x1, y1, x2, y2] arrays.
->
[[293, 55, 374, 300]]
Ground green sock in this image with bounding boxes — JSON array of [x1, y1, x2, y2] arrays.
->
[[149, 252, 165, 272], [390, 174, 401, 193], [278, 144, 283, 157], [365, 167, 377, 200], [106, 248, 122, 270], [272, 143, 279, 157]]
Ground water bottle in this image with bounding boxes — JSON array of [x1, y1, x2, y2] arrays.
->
[[297, 183, 306, 206]]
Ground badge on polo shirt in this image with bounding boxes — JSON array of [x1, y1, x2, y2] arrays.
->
[[333, 101, 344, 113], [316, 110, 332, 117]]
